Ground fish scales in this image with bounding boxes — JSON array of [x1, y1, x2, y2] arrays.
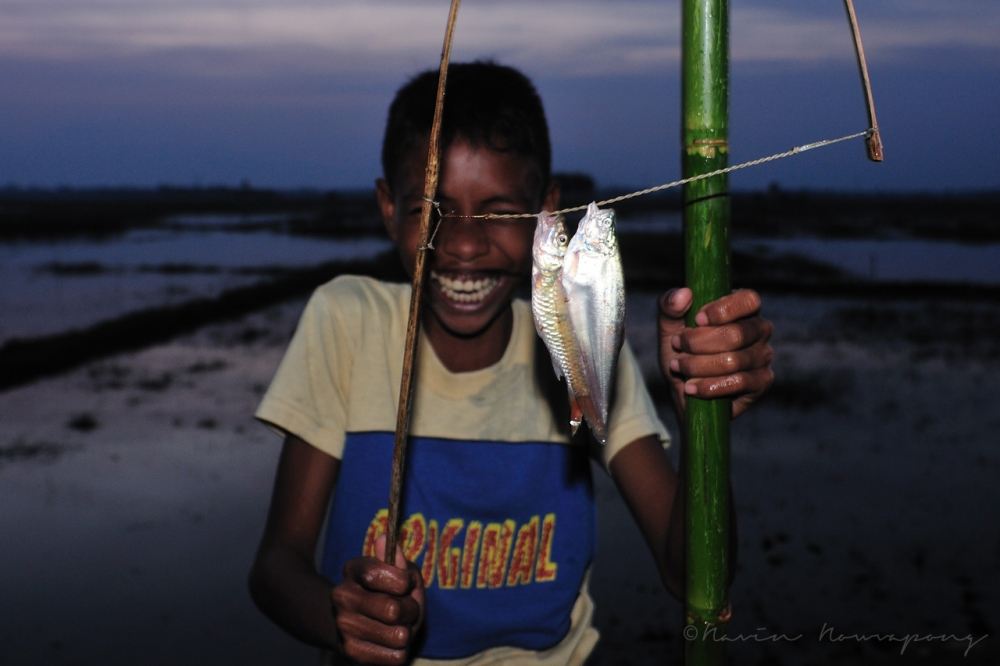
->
[[531, 212, 589, 433], [561, 202, 625, 445]]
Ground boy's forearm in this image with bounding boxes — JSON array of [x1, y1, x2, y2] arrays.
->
[[662, 476, 685, 597], [609, 437, 684, 598], [249, 545, 339, 650]]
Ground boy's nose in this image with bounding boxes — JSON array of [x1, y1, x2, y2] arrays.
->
[[437, 216, 489, 262]]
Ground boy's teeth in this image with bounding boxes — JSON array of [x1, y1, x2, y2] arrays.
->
[[431, 271, 500, 302]]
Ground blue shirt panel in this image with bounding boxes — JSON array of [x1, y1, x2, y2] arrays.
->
[[321, 431, 595, 659]]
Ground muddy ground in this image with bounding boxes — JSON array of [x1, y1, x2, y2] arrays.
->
[[1, 284, 997, 665]]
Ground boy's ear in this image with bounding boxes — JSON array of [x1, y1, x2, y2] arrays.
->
[[541, 180, 561, 213], [375, 178, 398, 242]]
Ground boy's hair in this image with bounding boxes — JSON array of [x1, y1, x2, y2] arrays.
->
[[381, 61, 551, 194]]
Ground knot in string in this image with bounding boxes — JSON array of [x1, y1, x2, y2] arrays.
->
[[419, 196, 444, 250]]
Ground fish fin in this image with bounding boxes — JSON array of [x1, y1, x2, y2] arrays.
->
[[576, 393, 608, 445]]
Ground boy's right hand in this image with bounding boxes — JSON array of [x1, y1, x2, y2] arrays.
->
[[331, 537, 425, 665]]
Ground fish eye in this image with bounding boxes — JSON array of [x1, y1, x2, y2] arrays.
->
[[557, 233, 568, 245]]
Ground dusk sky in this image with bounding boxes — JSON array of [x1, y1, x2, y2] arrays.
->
[[2, 0, 998, 193]]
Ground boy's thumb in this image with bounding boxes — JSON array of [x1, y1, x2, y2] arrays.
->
[[659, 287, 692, 322], [373, 534, 408, 570]]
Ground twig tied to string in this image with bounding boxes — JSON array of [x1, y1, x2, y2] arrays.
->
[[385, 0, 462, 563], [427, 127, 873, 224]]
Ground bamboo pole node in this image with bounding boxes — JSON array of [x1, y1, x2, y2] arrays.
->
[[384, 0, 462, 563]]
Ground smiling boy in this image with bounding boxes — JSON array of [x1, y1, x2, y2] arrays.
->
[[249, 62, 773, 665]]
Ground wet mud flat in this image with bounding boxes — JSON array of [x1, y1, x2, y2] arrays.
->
[[2, 187, 999, 663], [1, 286, 998, 665], [589, 293, 1000, 666]]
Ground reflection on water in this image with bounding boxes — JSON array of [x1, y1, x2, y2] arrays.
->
[[614, 211, 682, 234], [161, 212, 295, 228], [0, 214, 391, 345], [740, 237, 1000, 284], [615, 211, 1000, 284]]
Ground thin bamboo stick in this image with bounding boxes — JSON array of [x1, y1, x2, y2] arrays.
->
[[385, 0, 462, 563], [843, 0, 883, 162], [681, 0, 731, 663]]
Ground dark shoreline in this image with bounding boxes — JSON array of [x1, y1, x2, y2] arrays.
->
[[4, 185, 999, 242], [0, 186, 381, 240]]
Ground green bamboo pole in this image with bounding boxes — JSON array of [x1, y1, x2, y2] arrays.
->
[[681, 0, 731, 663]]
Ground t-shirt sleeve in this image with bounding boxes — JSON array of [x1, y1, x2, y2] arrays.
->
[[254, 282, 356, 459], [601, 341, 671, 468]]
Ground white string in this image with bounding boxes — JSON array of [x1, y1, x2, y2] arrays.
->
[[427, 128, 872, 222]]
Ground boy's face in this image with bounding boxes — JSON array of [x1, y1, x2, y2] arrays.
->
[[377, 138, 558, 344]]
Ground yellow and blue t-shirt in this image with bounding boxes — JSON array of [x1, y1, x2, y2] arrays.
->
[[256, 275, 668, 664]]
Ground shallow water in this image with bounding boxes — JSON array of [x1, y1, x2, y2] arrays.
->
[[616, 211, 1000, 284], [0, 214, 390, 344], [4, 209, 999, 347], [741, 236, 1000, 284]]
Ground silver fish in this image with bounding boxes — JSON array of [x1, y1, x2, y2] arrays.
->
[[561, 202, 625, 445], [531, 211, 588, 434]]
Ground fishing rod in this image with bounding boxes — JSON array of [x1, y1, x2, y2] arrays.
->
[[680, 1, 883, 664], [384, 0, 462, 562], [680, 0, 732, 663]]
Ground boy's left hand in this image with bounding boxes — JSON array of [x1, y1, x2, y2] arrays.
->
[[658, 287, 774, 418]]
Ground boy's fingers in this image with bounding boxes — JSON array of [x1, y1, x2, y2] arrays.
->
[[695, 289, 762, 326], [338, 629, 409, 666], [387, 594, 421, 626], [672, 345, 773, 379], [682, 367, 775, 401], [333, 583, 421, 626], [336, 611, 412, 650], [675, 318, 773, 355]]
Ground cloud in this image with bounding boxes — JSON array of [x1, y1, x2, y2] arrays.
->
[[3, 0, 999, 79], [0, 1, 673, 73], [733, 2, 1000, 65]]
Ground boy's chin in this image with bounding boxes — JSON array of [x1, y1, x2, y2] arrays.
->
[[425, 299, 511, 341]]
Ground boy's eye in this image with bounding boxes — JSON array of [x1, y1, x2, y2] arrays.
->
[[405, 205, 435, 221]]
